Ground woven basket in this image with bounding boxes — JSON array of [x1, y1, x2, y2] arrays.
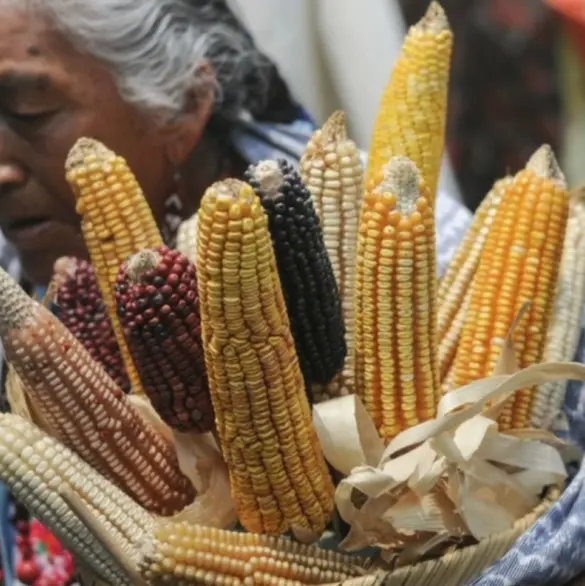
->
[[336, 486, 560, 586]]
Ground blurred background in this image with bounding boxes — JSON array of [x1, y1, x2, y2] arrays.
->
[[232, 0, 585, 211]]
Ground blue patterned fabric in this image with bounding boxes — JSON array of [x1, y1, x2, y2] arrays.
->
[[1, 113, 583, 585]]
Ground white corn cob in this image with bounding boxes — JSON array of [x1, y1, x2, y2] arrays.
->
[[531, 186, 585, 428], [300, 111, 364, 399], [176, 213, 199, 264], [0, 413, 154, 585]]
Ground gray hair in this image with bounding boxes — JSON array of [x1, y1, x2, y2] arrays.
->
[[28, 0, 287, 124]]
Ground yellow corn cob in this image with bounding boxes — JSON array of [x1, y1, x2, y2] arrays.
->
[[176, 213, 199, 264], [365, 1, 453, 202], [139, 521, 372, 585], [65, 138, 164, 396], [531, 186, 585, 428], [300, 111, 364, 400], [0, 266, 195, 515], [452, 145, 570, 430], [437, 177, 512, 381], [355, 156, 439, 440], [0, 413, 154, 585], [196, 179, 334, 535]]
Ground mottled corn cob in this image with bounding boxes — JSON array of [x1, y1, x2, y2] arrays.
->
[[176, 213, 199, 264], [245, 159, 346, 391], [452, 145, 570, 430], [365, 1, 453, 202], [300, 111, 364, 399], [65, 138, 164, 396], [139, 522, 372, 585], [531, 186, 585, 428], [115, 246, 213, 433], [355, 156, 439, 440], [52, 257, 130, 392], [197, 179, 335, 535], [437, 178, 511, 382], [0, 266, 195, 515], [0, 413, 153, 585]]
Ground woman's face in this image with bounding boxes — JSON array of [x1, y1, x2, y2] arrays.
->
[[0, 7, 175, 285]]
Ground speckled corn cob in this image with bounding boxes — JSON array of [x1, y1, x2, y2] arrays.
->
[[0, 413, 154, 585], [115, 246, 214, 433], [300, 111, 364, 399], [0, 266, 195, 515], [246, 159, 346, 390], [196, 179, 334, 535], [355, 156, 439, 440], [531, 186, 585, 428], [176, 213, 199, 264], [52, 257, 130, 392], [452, 145, 570, 430], [65, 138, 164, 396], [365, 2, 452, 202], [139, 522, 372, 585], [437, 178, 511, 382]]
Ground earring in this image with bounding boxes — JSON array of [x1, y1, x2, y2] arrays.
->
[[161, 172, 185, 248]]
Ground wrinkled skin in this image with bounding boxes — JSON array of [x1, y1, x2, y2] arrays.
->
[[0, 5, 217, 285]]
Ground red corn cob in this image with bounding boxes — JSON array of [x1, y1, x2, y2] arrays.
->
[[52, 257, 130, 392], [115, 246, 214, 433]]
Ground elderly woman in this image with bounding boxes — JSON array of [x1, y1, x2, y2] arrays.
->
[[0, 0, 472, 583]]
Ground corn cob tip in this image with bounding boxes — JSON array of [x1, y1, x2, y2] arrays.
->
[[0, 267, 34, 336], [249, 159, 285, 198], [125, 249, 161, 283], [65, 137, 115, 173], [526, 144, 567, 188], [377, 156, 421, 213], [207, 178, 253, 205], [321, 110, 348, 143], [417, 1, 450, 34]]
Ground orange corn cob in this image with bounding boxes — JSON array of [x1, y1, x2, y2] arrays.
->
[[196, 179, 334, 536], [365, 2, 453, 203], [452, 145, 570, 429], [65, 138, 163, 395], [355, 156, 439, 440], [0, 266, 195, 515]]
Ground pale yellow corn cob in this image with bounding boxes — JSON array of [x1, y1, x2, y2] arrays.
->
[[355, 156, 439, 440], [365, 2, 453, 203], [531, 186, 585, 428], [0, 413, 154, 585], [300, 111, 364, 400], [176, 213, 199, 264], [196, 179, 335, 535], [452, 145, 570, 430], [65, 138, 164, 396], [139, 521, 372, 585], [0, 266, 195, 516], [437, 177, 511, 381]]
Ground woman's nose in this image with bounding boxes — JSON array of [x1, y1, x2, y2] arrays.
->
[[0, 163, 25, 194]]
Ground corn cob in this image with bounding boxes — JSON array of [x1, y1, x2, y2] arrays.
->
[[65, 138, 164, 396], [531, 186, 585, 428], [139, 521, 372, 585], [52, 257, 130, 393], [245, 159, 346, 391], [355, 156, 439, 440], [0, 266, 195, 515], [365, 1, 452, 203], [452, 145, 570, 430], [176, 213, 199, 264], [196, 179, 335, 535], [300, 111, 364, 399], [115, 246, 214, 433], [0, 413, 154, 585], [437, 178, 512, 381]]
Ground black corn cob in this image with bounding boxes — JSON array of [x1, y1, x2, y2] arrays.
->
[[114, 246, 214, 433], [245, 159, 346, 387], [52, 257, 130, 392]]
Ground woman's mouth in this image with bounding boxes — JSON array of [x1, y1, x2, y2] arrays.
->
[[5, 217, 55, 249]]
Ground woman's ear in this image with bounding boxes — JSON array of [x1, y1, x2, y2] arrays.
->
[[164, 62, 215, 167]]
